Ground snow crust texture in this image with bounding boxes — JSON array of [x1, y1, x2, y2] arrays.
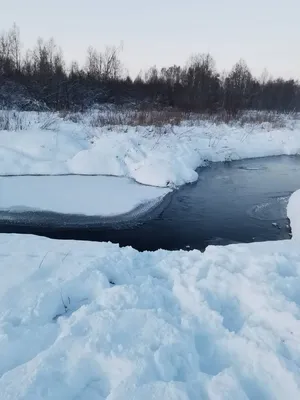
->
[[0, 234, 300, 400]]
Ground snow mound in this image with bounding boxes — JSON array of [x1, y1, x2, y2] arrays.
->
[[66, 125, 300, 187], [0, 234, 300, 399], [1, 112, 300, 187], [287, 189, 300, 239]]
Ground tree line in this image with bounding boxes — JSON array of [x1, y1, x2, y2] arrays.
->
[[0, 24, 299, 113]]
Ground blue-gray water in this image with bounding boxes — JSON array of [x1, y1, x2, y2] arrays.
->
[[0, 155, 299, 251]]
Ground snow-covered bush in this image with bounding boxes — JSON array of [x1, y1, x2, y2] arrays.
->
[[0, 110, 32, 131]]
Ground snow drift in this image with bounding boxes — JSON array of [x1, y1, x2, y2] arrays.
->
[[0, 112, 300, 188], [0, 232, 300, 399]]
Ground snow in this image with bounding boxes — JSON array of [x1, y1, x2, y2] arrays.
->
[[287, 189, 300, 240], [0, 175, 169, 217], [2, 112, 298, 217], [0, 112, 300, 398], [0, 112, 299, 188], [0, 228, 300, 399]]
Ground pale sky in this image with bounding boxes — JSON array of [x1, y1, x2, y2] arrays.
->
[[0, 0, 299, 79]]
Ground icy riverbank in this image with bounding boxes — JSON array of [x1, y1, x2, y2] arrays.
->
[[0, 112, 300, 188]]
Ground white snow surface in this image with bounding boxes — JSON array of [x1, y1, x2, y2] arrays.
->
[[287, 189, 300, 240], [0, 112, 300, 187], [0, 228, 300, 399], [0, 175, 169, 216]]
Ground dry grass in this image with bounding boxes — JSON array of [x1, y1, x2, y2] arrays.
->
[[0, 110, 31, 131], [85, 109, 297, 130], [0, 110, 59, 131], [1, 108, 297, 132], [38, 114, 59, 130], [88, 109, 189, 128], [186, 110, 298, 130], [232, 110, 296, 129], [58, 111, 84, 124]]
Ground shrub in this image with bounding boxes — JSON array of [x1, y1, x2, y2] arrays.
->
[[0, 110, 31, 131]]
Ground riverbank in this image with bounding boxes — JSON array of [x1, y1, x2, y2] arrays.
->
[[1, 111, 300, 189], [1, 111, 300, 219]]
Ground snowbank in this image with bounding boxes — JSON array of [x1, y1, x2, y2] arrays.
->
[[1, 112, 299, 399], [0, 175, 169, 217], [0, 234, 300, 399], [287, 189, 300, 240], [0, 113, 300, 187]]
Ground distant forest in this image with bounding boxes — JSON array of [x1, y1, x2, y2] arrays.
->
[[0, 24, 299, 113]]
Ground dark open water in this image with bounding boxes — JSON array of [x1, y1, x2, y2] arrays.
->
[[0, 155, 299, 251]]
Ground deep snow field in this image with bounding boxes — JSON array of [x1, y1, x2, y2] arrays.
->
[[0, 110, 300, 399]]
